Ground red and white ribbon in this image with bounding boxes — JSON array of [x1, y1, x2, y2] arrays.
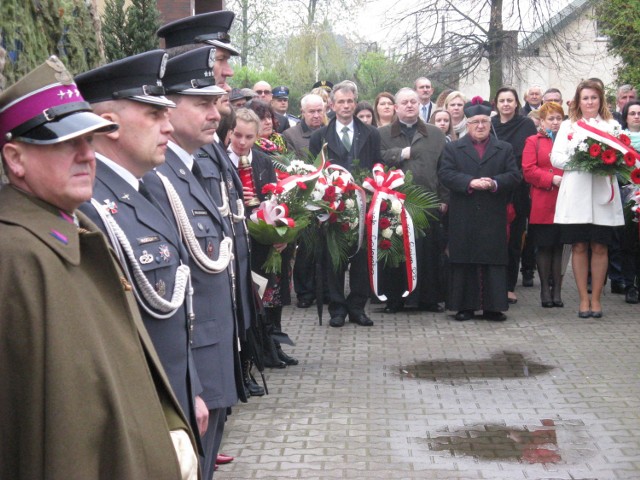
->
[[576, 120, 640, 167], [274, 154, 326, 195], [362, 164, 417, 300], [250, 200, 295, 227]]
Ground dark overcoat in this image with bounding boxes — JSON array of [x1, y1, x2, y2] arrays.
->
[[0, 186, 191, 480], [438, 135, 521, 265]]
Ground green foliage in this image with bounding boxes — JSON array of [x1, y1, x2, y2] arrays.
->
[[597, 0, 640, 86], [1, 0, 101, 84], [354, 51, 404, 100], [101, 0, 161, 62]]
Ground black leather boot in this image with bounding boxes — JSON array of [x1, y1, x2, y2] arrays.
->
[[276, 343, 299, 366], [243, 360, 265, 396]]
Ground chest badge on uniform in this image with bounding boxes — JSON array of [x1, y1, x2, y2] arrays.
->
[[103, 199, 118, 214], [121, 194, 130, 201], [156, 279, 166, 297], [207, 240, 215, 259], [158, 244, 171, 262], [139, 250, 154, 264]]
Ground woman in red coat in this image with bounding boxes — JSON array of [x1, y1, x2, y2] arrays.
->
[[522, 101, 565, 307]]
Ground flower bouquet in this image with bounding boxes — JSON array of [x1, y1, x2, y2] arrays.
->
[[247, 155, 322, 274], [306, 164, 367, 271], [565, 119, 640, 181], [362, 164, 440, 300], [248, 199, 310, 274]]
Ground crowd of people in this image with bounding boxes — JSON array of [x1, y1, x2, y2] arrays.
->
[[1, 7, 639, 480]]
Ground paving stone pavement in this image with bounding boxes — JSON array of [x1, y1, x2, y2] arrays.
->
[[216, 272, 640, 480]]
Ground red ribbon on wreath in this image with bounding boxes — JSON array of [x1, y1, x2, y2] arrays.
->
[[362, 164, 417, 300]]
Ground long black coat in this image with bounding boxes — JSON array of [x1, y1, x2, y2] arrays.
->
[[438, 135, 521, 265]]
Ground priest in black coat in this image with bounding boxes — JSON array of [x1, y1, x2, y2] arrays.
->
[[438, 98, 521, 321]]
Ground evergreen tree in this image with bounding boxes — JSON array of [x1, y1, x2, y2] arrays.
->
[[101, 0, 161, 62], [1, 0, 101, 84], [597, 0, 640, 86]]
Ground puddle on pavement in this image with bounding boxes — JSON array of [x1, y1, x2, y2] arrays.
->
[[424, 420, 561, 464], [397, 351, 554, 380]]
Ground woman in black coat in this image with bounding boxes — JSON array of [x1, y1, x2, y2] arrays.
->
[[438, 98, 522, 321], [491, 87, 538, 303]]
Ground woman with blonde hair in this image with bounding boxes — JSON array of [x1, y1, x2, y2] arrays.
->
[[444, 91, 468, 138]]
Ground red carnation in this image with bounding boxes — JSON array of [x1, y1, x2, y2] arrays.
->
[[568, 133, 573, 141], [589, 143, 602, 158], [379, 239, 392, 250], [340, 222, 350, 232], [379, 217, 391, 229], [329, 212, 338, 223], [262, 184, 275, 195], [632, 169, 640, 184], [336, 201, 346, 212], [601, 149, 617, 165], [619, 134, 631, 146], [380, 201, 388, 212], [624, 152, 636, 167], [296, 181, 307, 190], [323, 185, 337, 202]]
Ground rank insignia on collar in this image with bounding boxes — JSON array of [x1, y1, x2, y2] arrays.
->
[[103, 199, 118, 214], [156, 279, 166, 297], [139, 250, 154, 264], [207, 240, 214, 259], [158, 244, 171, 262], [121, 194, 130, 201], [179, 168, 187, 176]]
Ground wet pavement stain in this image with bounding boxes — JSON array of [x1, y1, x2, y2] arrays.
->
[[397, 350, 554, 380], [424, 420, 562, 464]]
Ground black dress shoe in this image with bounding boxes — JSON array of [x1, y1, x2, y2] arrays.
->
[[246, 378, 265, 396], [625, 287, 639, 304], [553, 300, 564, 308], [482, 311, 507, 321], [419, 303, 445, 312], [296, 298, 313, 308], [276, 346, 299, 365], [329, 315, 346, 327], [578, 310, 592, 318], [591, 310, 603, 319], [522, 270, 534, 287], [541, 301, 554, 308], [383, 301, 404, 313], [349, 314, 374, 326], [454, 310, 473, 321]]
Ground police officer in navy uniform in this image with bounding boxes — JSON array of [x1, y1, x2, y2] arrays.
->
[[140, 46, 243, 480], [271, 85, 299, 128], [159, 11, 270, 396], [75, 51, 205, 449]]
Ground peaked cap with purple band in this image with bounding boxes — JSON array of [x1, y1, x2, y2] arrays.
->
[[157, 11, 240, 56], [0, 56, 117, 147]]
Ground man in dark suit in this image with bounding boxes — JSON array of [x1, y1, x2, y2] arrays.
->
[[141, 47, 244, 480], [415, 77, 436, 122], [75, 50, 204, 459], [309, 80, 382, 327]]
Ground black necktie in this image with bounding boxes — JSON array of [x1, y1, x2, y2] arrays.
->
[[138, 181, 163, 212], [191, 159, 207, 190]]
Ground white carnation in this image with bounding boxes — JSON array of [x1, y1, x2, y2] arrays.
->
[[395, 225, 403, 236], [390, 199, 403, 215], [577, 142, 589, 152], [381, 227, 393, 239], [345, 198, 355, 210]]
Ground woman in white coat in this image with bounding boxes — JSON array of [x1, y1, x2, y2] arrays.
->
[[551, 80, 624, 318]]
